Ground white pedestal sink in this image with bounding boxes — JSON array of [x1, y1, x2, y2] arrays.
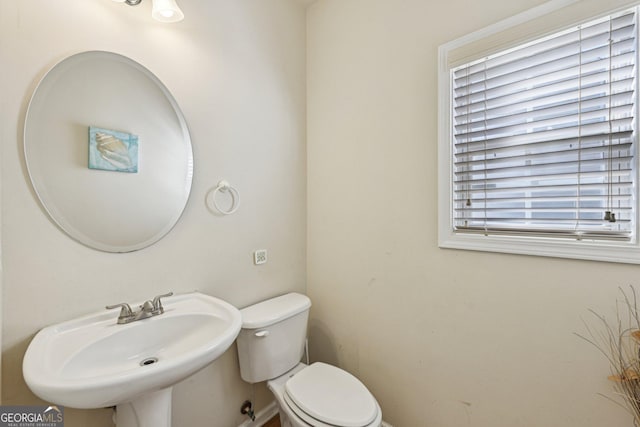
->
[[22, 292, 242, 427]]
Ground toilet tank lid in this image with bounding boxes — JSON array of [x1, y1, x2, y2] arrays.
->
[[240, 293, 311, 329]]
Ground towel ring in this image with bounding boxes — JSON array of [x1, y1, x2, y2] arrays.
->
[[208, 180, 240, 215]]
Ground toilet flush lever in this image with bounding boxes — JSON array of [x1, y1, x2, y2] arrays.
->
[[255, 330, 270, 337]]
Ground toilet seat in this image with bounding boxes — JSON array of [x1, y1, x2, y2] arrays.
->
[[283, 362, 379, 427]]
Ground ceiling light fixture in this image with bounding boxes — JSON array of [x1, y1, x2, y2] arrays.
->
[[111, 0, 184, 23], [151, 0, 184, 23]]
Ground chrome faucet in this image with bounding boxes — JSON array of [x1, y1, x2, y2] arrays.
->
[[106, 292, 174, 324]]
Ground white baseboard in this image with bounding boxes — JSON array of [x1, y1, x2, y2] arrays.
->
[[238, 401, 279, 427], [381, 422, 393, 427]]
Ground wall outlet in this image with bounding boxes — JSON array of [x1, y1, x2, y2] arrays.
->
[[254, 249, 267, 265]]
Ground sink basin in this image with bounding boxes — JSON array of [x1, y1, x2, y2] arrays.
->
[[23, 292, 242, 413]]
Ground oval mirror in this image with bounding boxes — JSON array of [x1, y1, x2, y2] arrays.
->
[[24, 51, 193, 252]]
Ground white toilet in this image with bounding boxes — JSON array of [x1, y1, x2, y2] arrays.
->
[[236, 293, 382, 427]]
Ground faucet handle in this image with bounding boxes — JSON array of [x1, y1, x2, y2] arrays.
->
[[106, 303, 133, 318], [152, 292, 174, 312]]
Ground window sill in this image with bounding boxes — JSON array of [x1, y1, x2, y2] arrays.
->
[[438, 230, 640, 264]]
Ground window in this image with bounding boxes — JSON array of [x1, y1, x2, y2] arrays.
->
[[438, 3, 640, 263]]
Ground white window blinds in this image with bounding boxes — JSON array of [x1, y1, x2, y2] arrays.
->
[[452, 9, 637, 241]]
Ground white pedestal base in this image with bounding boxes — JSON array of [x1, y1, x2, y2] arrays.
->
[[116, 387, 173, 427]]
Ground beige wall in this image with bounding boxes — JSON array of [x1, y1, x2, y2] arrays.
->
[[307, 1, 640, 426], [0, 0, 306, 426]]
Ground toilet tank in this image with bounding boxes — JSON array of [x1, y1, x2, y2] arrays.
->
[[236, 293, 311, 383]]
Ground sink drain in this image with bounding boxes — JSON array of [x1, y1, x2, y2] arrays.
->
[[140, 357, 158, 366]]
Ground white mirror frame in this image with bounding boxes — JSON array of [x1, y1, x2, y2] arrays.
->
[[24, 51, 194, 252]]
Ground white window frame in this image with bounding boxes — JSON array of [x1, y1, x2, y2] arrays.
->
[[438, 0, 640, 264]]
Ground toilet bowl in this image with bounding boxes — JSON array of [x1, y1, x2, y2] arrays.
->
[[236, 293, 382, 427], [268, 362, 382, 427]]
